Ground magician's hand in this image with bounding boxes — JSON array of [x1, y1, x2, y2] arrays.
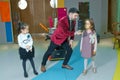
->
[[69, 40, 73, 47]]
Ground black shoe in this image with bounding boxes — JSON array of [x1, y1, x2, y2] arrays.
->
[[62, 65, 73, 70], [34, 71, 38, 75], [24, 72, 28, 78]]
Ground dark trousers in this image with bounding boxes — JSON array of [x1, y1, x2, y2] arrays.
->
[[41, 40, 73, 65]]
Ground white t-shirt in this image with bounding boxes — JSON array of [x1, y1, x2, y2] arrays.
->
[[18, 33, 33, 52]]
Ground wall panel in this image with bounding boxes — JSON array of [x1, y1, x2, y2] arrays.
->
[[10, 0, 53, 42], [0, 22, 6, 43]]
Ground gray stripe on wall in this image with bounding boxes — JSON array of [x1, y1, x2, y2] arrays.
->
[[0, 22, 6, 44]]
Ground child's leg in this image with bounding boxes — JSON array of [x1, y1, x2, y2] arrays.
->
[[84, 58, 88, 70], [91, 57, 95, 68], [92, 57, 96, 73], [83, 58, 88, 75], [22, 59, 28, 77], [29, 58, 38, 75]]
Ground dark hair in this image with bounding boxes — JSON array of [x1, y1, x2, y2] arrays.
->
[[18, 22, 28, 33], [68, 7, 79, 14], [85, 18, 95, 31]]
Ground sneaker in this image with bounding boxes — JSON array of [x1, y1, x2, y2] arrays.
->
[[92, 67, 97, 73], [83, 70, 87, 75]]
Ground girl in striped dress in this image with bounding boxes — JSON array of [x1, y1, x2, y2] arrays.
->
[[80, 19, 97, 75]]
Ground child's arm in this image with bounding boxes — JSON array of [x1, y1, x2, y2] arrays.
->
[[18, 34, 26, 49], [93, 32, 97, 53], [74, 30, 82, 35], [80, 32, 83, 52], [26, 33, 33, 50]]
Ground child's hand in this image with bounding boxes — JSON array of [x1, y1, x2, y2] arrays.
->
[[30, 49, 32, 52], [92, 51, 96, 56], [26, 45, 30, 49], [69, 40, 73, 47], [74, 30, 82, 35]]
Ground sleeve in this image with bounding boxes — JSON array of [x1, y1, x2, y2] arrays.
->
[[26, 33, 33, 47], [93, 32, 97, 52], [80, 32, 83, 51], [17, 34, 26, 49], [59, 21, 70, 36]]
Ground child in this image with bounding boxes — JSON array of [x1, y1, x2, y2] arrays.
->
[[80, 19, 97, 75], [17, 22, 38, 78]]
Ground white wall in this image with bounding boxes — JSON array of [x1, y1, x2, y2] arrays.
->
[[65, 0, 108, 38]]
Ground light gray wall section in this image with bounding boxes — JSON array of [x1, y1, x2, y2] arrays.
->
[[0, 22, 6, 44], [101, 0, 108, 36], [89, 0, 102, 35], [65, 0, 108, 38], [64, 0, 88, 10]]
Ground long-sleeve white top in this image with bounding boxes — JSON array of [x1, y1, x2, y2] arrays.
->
[[18, 33, 33, 51]]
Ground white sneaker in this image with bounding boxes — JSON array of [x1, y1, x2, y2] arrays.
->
[[83, 70, 87, 75], [92, 67, 97, 73]]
